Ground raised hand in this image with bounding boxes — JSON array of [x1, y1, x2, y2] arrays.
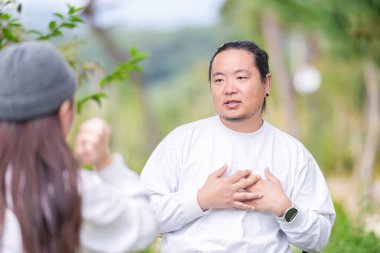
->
[[244, 168, 292, 217], [75, 117, 113, 170], [197, 165, 262, 211]]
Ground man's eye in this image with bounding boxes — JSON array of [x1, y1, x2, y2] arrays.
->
[[237, 76, 247, 80], [214, 79, 223, 83]]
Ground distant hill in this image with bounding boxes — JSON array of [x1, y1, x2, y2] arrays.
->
[[79, 26, 233, 86]]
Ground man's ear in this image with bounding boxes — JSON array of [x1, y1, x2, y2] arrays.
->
[[59, 100, 74, 137], [264, 73, 271, 95]]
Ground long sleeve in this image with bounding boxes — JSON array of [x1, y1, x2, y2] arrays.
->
[[277, 150, 336, 252], [140, 135, 205, 234], [79, 154, 158, 253], [1, 209, 23, 253]]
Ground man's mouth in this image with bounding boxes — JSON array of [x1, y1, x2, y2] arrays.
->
[[224, 100, 241, 108]]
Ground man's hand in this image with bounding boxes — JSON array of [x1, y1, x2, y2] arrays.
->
[[75, 117, 113, 170], [244, 168, 292, 217], [197, 165, 262, 211]]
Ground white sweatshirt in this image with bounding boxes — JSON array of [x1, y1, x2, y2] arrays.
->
[[141, 116, 335, 253], [1, 154, 158, 253]]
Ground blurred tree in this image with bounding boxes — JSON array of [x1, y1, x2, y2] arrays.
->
[[83, 0, 160, 152], [221, 0, 380, 207], [266, 0, 380, 210], [0, 0, 147, 115], [221, 1, 299, 137]]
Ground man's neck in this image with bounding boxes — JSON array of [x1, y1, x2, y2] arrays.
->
[[219, 116, 264, 133]]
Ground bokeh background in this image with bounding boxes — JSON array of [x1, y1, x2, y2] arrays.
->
[[2, 0, 380, 252]]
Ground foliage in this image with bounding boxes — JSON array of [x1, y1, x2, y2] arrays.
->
[[0, 1, 84, 48], [99, 47, 148, 89], [76, 47, 148, 113], [0, 0, 23, 47], [268, 0, 380, 64], [324, 202, 380, 253], [0, 0, 148, 114], [29, 4, 84, 41], [219, 0, 380, 176]]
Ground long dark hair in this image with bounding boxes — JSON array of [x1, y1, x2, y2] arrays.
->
[[0, 112, 81, 253]]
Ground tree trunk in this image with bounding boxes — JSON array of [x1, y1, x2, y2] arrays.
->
[[355, 59, 380, 206], [261, 13, 299, 137]]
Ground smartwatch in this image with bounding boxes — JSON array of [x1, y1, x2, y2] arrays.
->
[[284, 205, 298, 222]]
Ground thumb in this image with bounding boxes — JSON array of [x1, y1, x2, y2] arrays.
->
[[264, 167, 276, 181], [212, 164, 227, 178]]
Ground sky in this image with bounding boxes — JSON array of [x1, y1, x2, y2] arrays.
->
[[19, 0, 226, 31]]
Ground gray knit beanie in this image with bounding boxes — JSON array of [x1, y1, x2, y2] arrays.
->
[[0, 41, 76, 121]]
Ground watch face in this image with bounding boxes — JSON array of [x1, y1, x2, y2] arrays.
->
[[285, 207, 298, 222]]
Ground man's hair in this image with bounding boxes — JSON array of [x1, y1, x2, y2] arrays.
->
[[208, 40, 270, 82]]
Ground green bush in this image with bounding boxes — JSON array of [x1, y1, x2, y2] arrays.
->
[[324, 202, 380, 253]]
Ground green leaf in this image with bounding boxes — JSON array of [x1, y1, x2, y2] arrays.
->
[[68, 5, 76, 15], [99, 75, 118, 88], [3, 28, 16, 41], [130, 47, 139, 57], [53, 13, 64, 19], [8, 23, 21, 28], [49, 21, 56, 30], [74, 6, 85, 13], [76, 92, 107, 114], [52, 29, 62, 37], [61, 23, 76, 29], [69, 15, 84, 23], [0, 13, 11, 20], [82, 164, 95, 171], [28, 30, 43, 36], [92, 93, 107, 106], [37, 34, 52, 40]]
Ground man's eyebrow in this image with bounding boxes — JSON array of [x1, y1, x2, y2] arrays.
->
[[234, 69, 251, 75], [211, 72, 225, 78]]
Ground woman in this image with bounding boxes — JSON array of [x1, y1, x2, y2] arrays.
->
[[0, 41, 157, 253]]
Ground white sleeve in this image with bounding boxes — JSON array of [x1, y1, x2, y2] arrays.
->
[[1, 209, 23, 253], [79, 153, 158, 253], [277, 150, 336, 252], [140, 136, 205, 234]]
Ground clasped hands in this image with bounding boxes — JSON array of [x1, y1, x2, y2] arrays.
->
[[197, 164, 292, 217]]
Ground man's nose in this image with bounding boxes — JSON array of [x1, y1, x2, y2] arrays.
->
[[224, 78, 238, 94]]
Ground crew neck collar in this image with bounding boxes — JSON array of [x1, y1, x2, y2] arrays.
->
[[213, 115, 267, 138]]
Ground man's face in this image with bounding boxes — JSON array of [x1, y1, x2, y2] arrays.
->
[[210, 49, 270, 126]]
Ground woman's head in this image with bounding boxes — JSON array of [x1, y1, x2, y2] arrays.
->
[[0, 41, 81, 253], [0, 41, 77, 134]]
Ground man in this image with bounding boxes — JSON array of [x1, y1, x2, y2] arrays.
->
[[141, 40, 335, 252]]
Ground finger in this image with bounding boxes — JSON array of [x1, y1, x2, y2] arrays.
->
[[74, 142, 84, 159], [211, 164, 227, 178], [229, 170, 251, 183], [233, 191, 263, 201], [232, 175, 261, 190], [76, 132, 101, 145], [264, 167, 277, 182], [79, 125, 107, 137], [80, 118, 111, 135], [232, 201, 255, 210]]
